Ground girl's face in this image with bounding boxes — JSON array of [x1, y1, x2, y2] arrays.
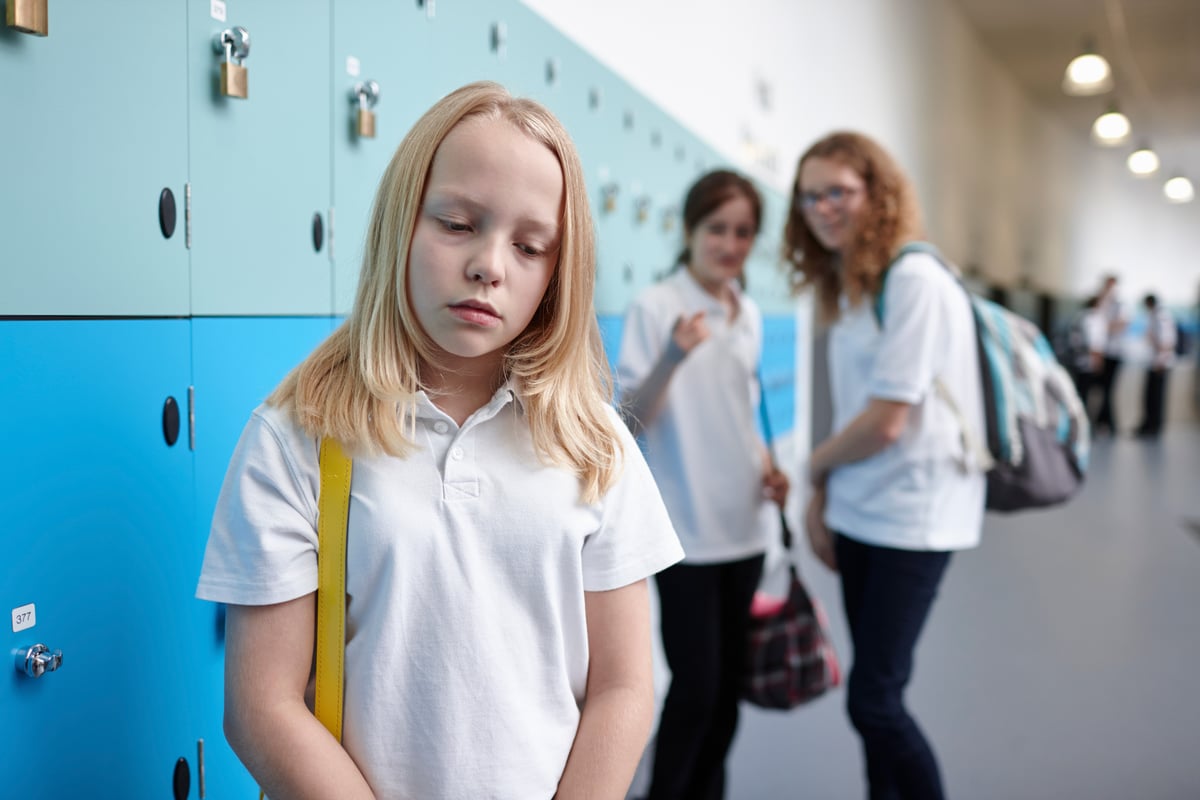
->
[[407, 116, 563, 377], [685, 193, 757, 294], [797, 156, 868, 253]]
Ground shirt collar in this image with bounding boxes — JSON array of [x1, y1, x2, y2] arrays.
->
[[413, 379, 522, 422], [673, 267, 743, 316]]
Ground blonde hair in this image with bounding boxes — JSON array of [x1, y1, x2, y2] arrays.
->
[[269, 81, 622, 503], [782, 131, 924, 324]]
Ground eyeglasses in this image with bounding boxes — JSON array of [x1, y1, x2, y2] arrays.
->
[[796, 185, 860, 211]]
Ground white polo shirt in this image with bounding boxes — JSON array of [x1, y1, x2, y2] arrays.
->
[[196, 387, 683, 800], [824, 252, 986, 552], [616, 268, 778, 564]]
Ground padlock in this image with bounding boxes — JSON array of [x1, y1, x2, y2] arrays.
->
[[351, 80, 381, 140], [214, 26, 251, 100], [602, 183, 619, 214], [662, 207, 678, 233], [635, 196, 651, 225], [357, 108, 376, 139], [221, 61, 248, 99], [6, 0, 49, 36]]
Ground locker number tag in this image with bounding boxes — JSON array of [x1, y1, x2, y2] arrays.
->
[[210, 0, 227, 22], [12, 603, 36, 633]]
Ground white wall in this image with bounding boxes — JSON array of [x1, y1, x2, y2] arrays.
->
[[521, 0, 1200, 307]]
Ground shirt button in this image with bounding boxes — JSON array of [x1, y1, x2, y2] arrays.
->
[[433, 421, 449, 434], [451, 447, 464, 460]]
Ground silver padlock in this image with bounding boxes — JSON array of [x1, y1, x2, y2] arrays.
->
[[16, 643, 63, 678]]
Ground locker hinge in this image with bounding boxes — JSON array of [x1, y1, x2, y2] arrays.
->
[[185, 183, 193, 249], [328, 206, 335, 262], [188, 385, 196, 451]]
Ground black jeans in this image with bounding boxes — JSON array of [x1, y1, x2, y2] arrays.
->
[[648, 554, 764, 800], [1096, 355, 1122, 432], [1138, 367, 1170, 436], [835, 534, 952, 800]]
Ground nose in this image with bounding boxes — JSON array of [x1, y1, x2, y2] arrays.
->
[[467, 234, 506, 285], [810, 194, 840, 213]]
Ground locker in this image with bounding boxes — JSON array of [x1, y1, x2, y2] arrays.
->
[[186, 0, 333, 316], [330, 0, 435, 316], [0, 320, 197, 796], [189, 316, 335, 798], [330, 0, 517, 315], [0, 2, 189, 316]]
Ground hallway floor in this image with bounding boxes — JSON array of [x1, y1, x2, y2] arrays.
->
[[727, 420, 1200, 799]]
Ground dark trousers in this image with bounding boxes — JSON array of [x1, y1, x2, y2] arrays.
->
[[1138, 367, 1170, 436], [835, 534, 952, 800], [648, 554, 764, 800], [1072, 370, 1099, 421], [1096, 355, 1122, 432]]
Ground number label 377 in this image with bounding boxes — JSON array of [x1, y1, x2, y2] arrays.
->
[[12, 604, 36, 633]]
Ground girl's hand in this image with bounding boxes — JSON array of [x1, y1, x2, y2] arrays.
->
[[762, 464, 790, 509], [671, 311, 710, 353], [805, 488, 837, 572]]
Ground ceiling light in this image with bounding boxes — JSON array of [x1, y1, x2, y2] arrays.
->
[[1062, 42, 1113, 96], [1164, 176, 1195, 204], [1091, 108, 1131, 146], [1126, 146, 1160, 176]]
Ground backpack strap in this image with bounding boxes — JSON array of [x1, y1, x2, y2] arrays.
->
[[314, 438, 353, 742], [873, 242, 994, 473], [873, 241, 944, 326]]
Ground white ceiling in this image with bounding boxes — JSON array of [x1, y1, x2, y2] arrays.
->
[[951, 0, 1200, 181]]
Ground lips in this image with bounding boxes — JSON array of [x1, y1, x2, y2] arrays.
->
[[449, 299, 501, 326]]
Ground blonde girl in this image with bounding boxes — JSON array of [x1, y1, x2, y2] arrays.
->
[[197, 81, 682, 800]]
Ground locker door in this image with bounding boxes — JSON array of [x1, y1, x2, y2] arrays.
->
[[0, 320, 197, 797], [331, 0, 506, 314], [187, 0, 333, 315], [332, 0, 428, 315], [0, 3, 189, 316], [189, 316, 334, 799]]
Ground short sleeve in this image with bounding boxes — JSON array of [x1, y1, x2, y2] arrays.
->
[[581, 408, 683, 592], [195, 407, 322, 606], [869, 256, 944, 404]]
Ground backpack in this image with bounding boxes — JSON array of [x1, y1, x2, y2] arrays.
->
[[875, 243, 1090, 513], [1175, 316, 1191, 358]]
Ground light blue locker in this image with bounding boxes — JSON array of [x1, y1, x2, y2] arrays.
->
[[331, 0, 437, 315], [0, 320, 197, 796], [186, 0, 333, 315], [0, 3, 189, 316], [330, 0, 528, 314]]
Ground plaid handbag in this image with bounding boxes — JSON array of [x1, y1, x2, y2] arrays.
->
[[742, 521, 841, 710], [745, 374, 841, 708]]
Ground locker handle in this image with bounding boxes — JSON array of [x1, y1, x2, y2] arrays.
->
[[15, 643, 63, 678]]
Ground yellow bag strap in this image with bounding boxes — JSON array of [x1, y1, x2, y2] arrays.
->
[[314, 438, 352, 741], [259, 439, 351, 800]]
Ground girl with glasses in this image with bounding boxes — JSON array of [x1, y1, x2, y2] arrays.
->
[[784, 132, 987, 800]]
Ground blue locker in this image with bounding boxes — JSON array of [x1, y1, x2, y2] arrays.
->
[[330, 0, 525, 315], [186, 0, 333, 315], [0, 320, 197, 796], [189, 316, 335, 798], [0, 3, 189, 316], [331, 0, 437, 316]]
